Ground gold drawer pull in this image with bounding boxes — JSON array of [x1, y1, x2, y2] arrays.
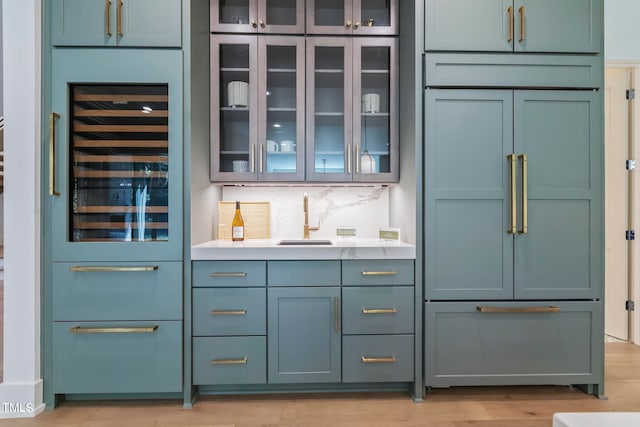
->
[[361, 356, 397, 364], [361, 271, 396, 276], [69, 266, 159, 272], [362, 308, 398, 314], [212, 357, 248, 365], [105, 0, 112, 36], [49, 112, 61, 196], [211, 272, 247, 277], [70, 325, 158, 334], [211, 309, 247, 316], [476, 306, 560, 313]]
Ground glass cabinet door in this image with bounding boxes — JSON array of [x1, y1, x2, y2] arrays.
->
[[210, 0, 258, 33], [258, 36, 305, 181], [306, 37, 353, 182], [211, 35, 258, 181], [211, 0, 304, 33], [306, 0, 398, 35], [306, 0, 353, 35], [353, 38, 398, 182], [259, 0, 305, 33]]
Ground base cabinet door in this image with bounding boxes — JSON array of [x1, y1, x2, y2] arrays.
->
[[424, 301, 603, 387], [267, 287, 341, 383]]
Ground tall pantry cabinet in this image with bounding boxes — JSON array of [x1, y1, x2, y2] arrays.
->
[[423, 1, 604, 394], [43, 0, 185, 407]]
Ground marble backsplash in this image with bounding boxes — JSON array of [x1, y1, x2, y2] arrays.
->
[[222, 186, 390, 240]]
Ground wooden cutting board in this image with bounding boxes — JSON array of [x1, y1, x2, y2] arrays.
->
[[218, 201, 270, 239]]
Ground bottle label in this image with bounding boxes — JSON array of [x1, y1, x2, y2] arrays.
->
[[232, 226, 244, 239]]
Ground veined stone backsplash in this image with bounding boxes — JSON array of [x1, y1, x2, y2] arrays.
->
[[222, 186, 390, 240]]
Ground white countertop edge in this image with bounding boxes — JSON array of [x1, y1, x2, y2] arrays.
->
[[191, 239, 416, 260]]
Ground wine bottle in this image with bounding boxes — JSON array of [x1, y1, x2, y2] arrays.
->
[[231, 201, 245, 241]]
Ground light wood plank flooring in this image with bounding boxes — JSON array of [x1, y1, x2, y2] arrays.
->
[[1, 343, 639, 426]]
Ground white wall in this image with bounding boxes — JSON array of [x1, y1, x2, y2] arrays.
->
[[605, 0, 640, 62]]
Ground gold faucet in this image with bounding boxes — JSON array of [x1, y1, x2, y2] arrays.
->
[[303, 192, 320, 239]]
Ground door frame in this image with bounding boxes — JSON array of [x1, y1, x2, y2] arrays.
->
[[606, 61, 640, 345]]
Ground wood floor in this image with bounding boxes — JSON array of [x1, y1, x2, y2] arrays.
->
[[1, 343, 639, 426]]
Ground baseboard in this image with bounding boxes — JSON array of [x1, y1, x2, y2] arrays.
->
[[0, 379, 44, 419]]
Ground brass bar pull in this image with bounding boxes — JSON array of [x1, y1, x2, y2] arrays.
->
[[211, 309, 247, 315], [49, 112, 61, 196], [476, 306, 561, 313], [117, 0, 123, 37], [507, 5, 513, 42], [347, 144, 352, 174], [355, 144, 361, 174], [70, 325, 158, 334], [105, 0, 112, 36], [362, 308, 398, 314], [211, 272, 247, 277], [361, 356, 397, 364], [250, 143, 256, 173], [334, 297, 340, 332], [507, 154, 516, 234], [518, 6, 525, 42], [212, 357, 248, 365], [518, 154, 528, 234], [259, 143, 264, 174], [69, 266, 159, 272], [361, 270, 396, 276]]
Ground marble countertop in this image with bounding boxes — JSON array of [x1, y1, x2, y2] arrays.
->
[[191, 238, 416, 260]]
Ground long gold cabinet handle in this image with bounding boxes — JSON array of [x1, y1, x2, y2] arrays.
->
[[362, 308, 398, 314], [212, 357, 248, 365], [69, 266, 159, 272], [346, 144, 352, 174], [507, 5, 513, 42], [476, 306, 560, 313], [259, 143, 264, 174], [507, 154, 516, 234], [70, 325, 158, 334], [518, 154, 528, 234], [518, 5, 525, 42], [211, 309, 247, 315], [105, 0, 112, 36], [210, 272, 247, 277], [355, 144, 361, 174], [361, 270, 396, 276], [361, 356, 397, 364], [117, 0, 123, 37], [334, 297, 340, 332], [250, 143, 256, 173], [49, 112, 61, 196]]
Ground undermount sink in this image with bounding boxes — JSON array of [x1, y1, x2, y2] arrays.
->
[[276, 239, 333, 246]]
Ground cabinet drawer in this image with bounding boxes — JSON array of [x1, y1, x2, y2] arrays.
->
[[342, 260, 414, 286], [424, 301, 603, 387], [342, 335, 414, 383], [268, 261, 340, 286], [192, 261, 266, 287], [52, 320, 182, 393], [53, 262, 182, 321], [193, 288, 266, 336], [342, 287, 414, 334], [193, 336, 266, 385]]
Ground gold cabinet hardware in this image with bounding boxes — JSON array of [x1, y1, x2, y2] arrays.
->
[[70, 325, 158, 334], [362, 308, 398, 314], [361, 270, 396, 276], [355, 144, 361, 174], [259, 143, 264, 174], [251, 19, 257, 28], [507, 5, 513, 42], [49, 112, 61, 196], [117, 0, 123, 37], [507, 154, 516, 234], [518, 154, 528, 234], [212, 357, 248, 365], [334, 297, 340, 331], [259, 19, 265, 28], [476, 306, 560, 313], [211, 309, 247, 315], [210, 272, 247, 277], [346, 20, 352, 28], [518, 6, 525, 42], [69, 266, 159, 272], [347, 144, 352, 174], [365, 18, 374, 27], [250, 143, 256, 173], [361, 356, 397, 364], [105, 0, 112, 36], [354, 20, 360, 29]]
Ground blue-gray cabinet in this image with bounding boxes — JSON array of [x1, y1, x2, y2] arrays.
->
[[52, 0, 182, 47], [425, 0, 602, 53]]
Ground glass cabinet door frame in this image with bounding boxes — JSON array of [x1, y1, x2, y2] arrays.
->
[[211, 0, 305, 34], [306, 0, 398, 35], [50, 49, 183, 262]]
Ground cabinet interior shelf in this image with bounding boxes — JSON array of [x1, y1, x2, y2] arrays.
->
[[316, 150, 390, 156], [267, 107, 296, 112], [220, 67, 249, 73], [315, 69, 344, 74], [315, 112, 344, 116], [220, 150, 249, 155], [221, 106, 249, 112], [267, 68, 296, 73], [361, 69, 390, 74]]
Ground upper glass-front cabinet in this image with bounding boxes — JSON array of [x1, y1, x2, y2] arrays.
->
[[306, 0, 398, 35], [50, 49, 183, 262], [211, 35, 305, 182], [306, 37, 398, 182], [211, 0, 305, 34]]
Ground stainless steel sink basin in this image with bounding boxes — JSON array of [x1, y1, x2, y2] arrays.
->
[[276, 239, 333, 246]]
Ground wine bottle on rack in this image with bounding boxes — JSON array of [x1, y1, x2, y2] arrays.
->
[[231, 201, 245, 241]]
